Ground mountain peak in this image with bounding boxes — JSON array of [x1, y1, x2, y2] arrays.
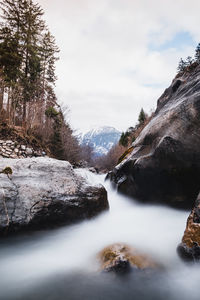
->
[[80, 126, 121, 156]]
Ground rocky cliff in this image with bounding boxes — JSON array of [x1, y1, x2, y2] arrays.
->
[[109, 65, 200, 209], [0, 157, 108, 236]]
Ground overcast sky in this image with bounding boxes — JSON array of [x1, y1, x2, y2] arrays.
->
[[38, 0, 200, 133]]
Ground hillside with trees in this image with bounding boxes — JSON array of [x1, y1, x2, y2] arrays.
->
[[95, 41, 200, 173], [93, 108, 154, 172], [0, 0, 82, 163], [177, 43, 200, 73]]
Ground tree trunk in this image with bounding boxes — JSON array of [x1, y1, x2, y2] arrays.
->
[[7, 88, 11, 124], [22, 97, 27, 129], [0, 82, 4, 118]]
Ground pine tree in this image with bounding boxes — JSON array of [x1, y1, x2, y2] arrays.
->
[[39, 31, 59, 106], [0, 20, 22, 123], [119, 131, 130, 147], [0, 0, 79, 163], [0, 0, 60, 128], [138, 108, 146, 124], [41, 32, 59, 84], [0, 0, 23, 82], [0, 0, 45, 125], [19, 0, 46, 126], [186, 56, 193, 66], [177, 58, 187, 73], [195, 43, 200, 63]]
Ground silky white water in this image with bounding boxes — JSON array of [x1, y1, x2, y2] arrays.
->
[[0, 169, 199, 300]]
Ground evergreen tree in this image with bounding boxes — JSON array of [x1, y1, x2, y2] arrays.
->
[[0, 0, 24, 83], [19, 0, 45, 125], [185, 56, 193, 66], [119, 131, 130, 147], [0, 0, 59, 128], [0, 27, 21, 84], [195, 43, 200, 63], [41, 32, 59, 84], [177, 58, 187, 73], [39, 31, 59, 102], [0, 0, 80, 163], [138, 108, 146, 124]]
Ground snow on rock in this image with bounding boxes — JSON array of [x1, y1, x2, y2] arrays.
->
[[80, 126, 121, 156]]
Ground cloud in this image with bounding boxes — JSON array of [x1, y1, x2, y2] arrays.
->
[[38, 0, 200, 132]]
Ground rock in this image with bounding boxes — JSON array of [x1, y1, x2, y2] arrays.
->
[[88, 167, 97, 174], [26, 147, 33, 155], [34, 150, 42, 157], [9, 154, 18, 159], [177, 192, 200, 261], [98, 243, 158, 274], [4, 147, 12, 154], [73, 160, 89, 169], [0, 157, 109, 236], [109, 65, 200, 209], [20, 145, 26, 150], [2, 153, 10, 158]]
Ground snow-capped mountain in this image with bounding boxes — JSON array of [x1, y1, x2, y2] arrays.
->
[[80, 126, 121, 156]]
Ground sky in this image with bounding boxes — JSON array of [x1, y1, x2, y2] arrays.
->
[[38, 0, 200, 133]]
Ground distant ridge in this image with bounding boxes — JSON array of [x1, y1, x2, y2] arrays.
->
[[80, 126, 121, 156]]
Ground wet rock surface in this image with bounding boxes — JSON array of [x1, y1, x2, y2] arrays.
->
[[98, 243, 158, 274], [178, 192, 200, 261], [109, 65, 200, 209], [0, 157, 108, 236]]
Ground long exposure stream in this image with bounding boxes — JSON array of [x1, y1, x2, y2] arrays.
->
[[0, 169, 199, 300]]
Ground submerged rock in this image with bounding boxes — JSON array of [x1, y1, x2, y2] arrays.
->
[[109, 65, 200, 209], [178, 192, 200, 261], [0, 157, 108, 236], [98, 243, 158, 274]]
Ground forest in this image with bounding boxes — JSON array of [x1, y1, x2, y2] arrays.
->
[[0, 0, 84, 163]]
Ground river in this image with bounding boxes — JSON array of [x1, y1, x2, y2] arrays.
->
[[0, 169, 199, 300]]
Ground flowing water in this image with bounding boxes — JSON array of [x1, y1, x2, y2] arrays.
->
[[0, 169, 199, 300]]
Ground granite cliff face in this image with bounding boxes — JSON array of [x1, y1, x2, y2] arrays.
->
[[109, 65, 200, 209], [0, 157, 108, 235]]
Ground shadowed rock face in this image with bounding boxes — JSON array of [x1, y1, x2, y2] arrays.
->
[[0, 157, 108, 236], [109, 66, 200, 209]]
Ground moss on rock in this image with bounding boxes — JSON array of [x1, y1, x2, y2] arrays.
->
[[98, 243, 159, 273]]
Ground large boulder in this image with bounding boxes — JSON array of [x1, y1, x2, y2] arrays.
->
[[0, 157, 108, 235], [109, 65, 200, 208], [98, 243, 158, 274], [177, 192, 200, 261]]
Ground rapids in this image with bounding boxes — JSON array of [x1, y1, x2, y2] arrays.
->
[[0, 169, 199, 300]]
